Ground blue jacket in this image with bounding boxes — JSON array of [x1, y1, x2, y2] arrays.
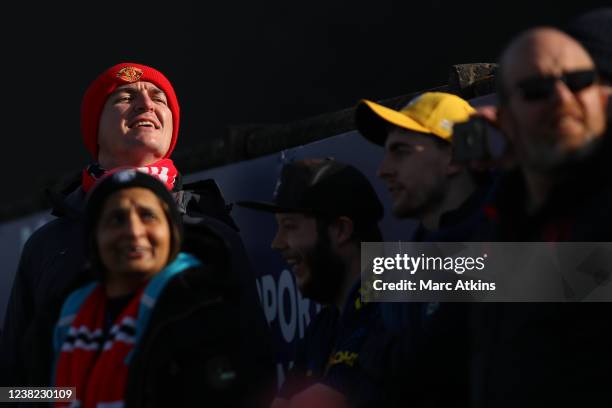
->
[[377, 179, 494, 408], [279, 281, 385, 408]]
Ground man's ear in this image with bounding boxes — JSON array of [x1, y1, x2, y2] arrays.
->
[[329, 216, 354, 246]]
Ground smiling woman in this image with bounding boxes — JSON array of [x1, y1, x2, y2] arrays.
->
[[49, 170, 266, 408], [94, 186, 178, 297]]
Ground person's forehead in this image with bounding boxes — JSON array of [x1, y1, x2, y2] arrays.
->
[[275, 213, 320, 230], [507, 31, 595, 81], [102, 187, 162, 210], [276, 212, 307, 222], [113, 81, 165, 95], [385, 127, 436, 147]]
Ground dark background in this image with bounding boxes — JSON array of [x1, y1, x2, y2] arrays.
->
[[4, 1, 609, 206]]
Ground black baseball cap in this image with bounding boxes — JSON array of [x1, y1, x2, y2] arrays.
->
[[237, 158, 383, 222]]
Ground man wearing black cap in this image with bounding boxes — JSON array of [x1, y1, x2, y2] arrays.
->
[[238, 158, 385, 408]]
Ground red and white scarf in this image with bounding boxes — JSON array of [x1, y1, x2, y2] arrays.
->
[[53, 253, 201, 408], [82, 158, 178, 192], [54, 285, 142, 408]]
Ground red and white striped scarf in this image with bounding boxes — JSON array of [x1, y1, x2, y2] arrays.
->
[[81, 158, 178, 192], [54, 285, 142, 408]]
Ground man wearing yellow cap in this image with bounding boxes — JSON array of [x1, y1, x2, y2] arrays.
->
[[356, 91, 489, 240], [355, 92, 486, 407]]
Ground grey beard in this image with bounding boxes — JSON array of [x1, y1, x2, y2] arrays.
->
[[524, 136, 603, 173]]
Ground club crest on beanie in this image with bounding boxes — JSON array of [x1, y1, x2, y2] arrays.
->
[[80, 62, 180, 160]]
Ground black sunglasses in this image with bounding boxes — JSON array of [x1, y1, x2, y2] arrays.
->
[[516, 69, 598, 101]]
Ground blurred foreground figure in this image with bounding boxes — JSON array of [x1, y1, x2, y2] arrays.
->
[[470, 27, 612, 407], [53, 171, 259, 407], [486, 27, 609, 237]]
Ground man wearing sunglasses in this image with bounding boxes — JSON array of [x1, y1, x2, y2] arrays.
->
[[496, 27, 607, 178], [476, 26, 611, 238], [470, 27, 612, 407]]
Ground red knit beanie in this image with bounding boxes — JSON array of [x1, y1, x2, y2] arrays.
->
[[80, 62, 180, 160]]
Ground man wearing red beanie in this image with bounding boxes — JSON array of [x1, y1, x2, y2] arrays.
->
[[80, 62, 181, 191], [0, 63, 276, 406]]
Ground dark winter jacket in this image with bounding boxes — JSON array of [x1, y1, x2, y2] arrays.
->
[[375, 180, 494, 408], [48, 253, 266, 408], [468, 136, 612, 407], [0, 177, 276, 406]]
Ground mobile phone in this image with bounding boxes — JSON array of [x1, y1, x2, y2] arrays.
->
[[452, 117, 491, 162]]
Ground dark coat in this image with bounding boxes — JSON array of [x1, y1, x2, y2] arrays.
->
[[278, 282, 385, 408], [468, 137, 612, 407], [374, 181, 494, 408], [122, 259, 270, 408], [0, 178, 276, 407]]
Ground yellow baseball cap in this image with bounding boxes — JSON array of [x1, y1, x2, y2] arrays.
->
[[355, 92, 475, 145]]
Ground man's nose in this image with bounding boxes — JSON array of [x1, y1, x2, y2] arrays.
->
[[551, 79, 577, 106], [271, 229, 286, 251], [134, 92, 155, 112], [377, 154, 395, 180]]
